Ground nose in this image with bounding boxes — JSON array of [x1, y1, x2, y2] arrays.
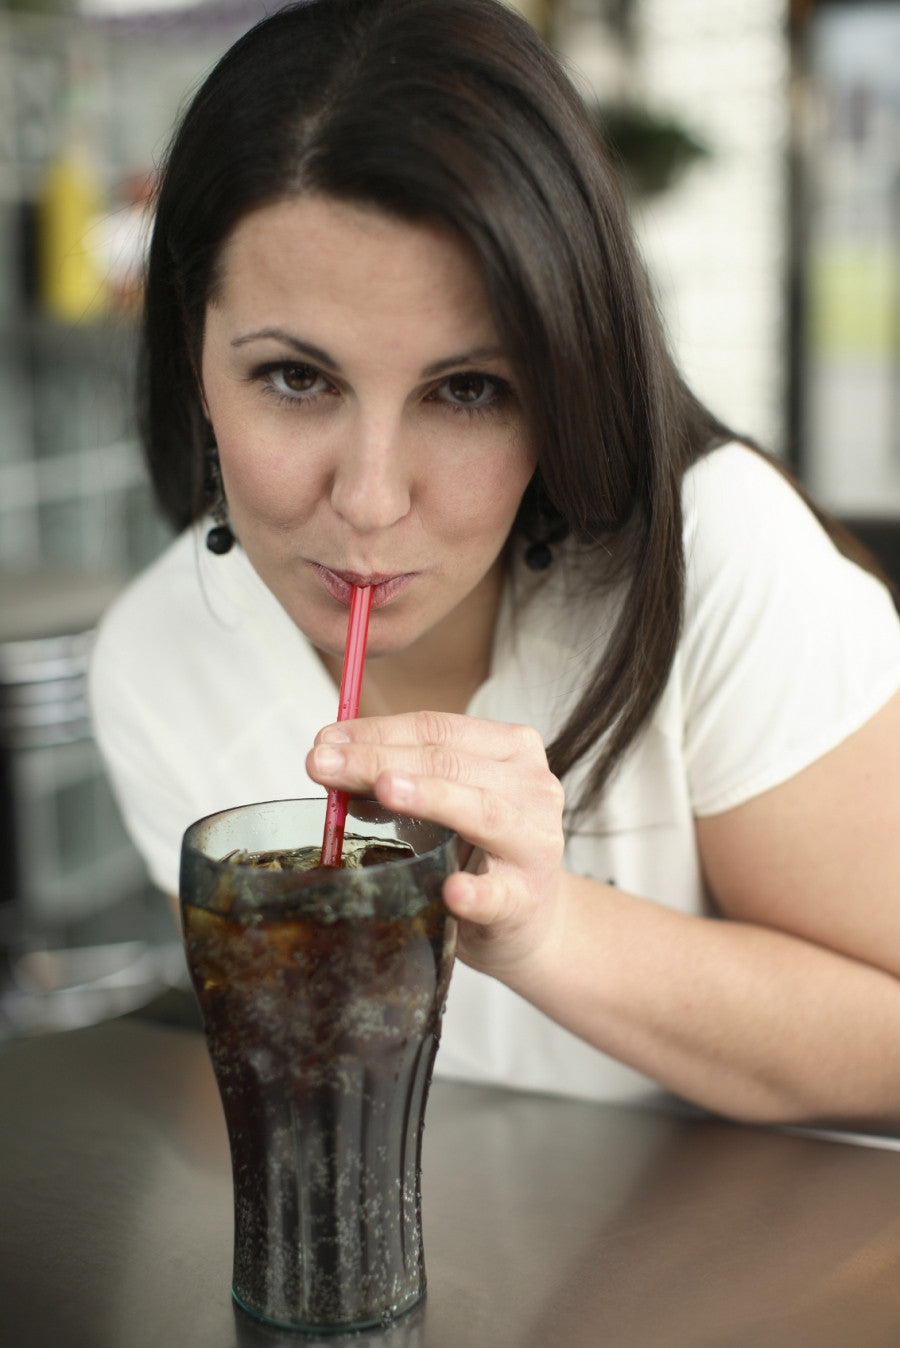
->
[[329, 412, 412, 534]]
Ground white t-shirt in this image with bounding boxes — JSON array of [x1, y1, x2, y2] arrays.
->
[[89, 444, 900, 1103]]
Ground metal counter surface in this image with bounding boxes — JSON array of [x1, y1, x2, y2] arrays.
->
[[2, 1016, 900, 1347]]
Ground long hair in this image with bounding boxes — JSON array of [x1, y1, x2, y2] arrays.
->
[[141, 0, 737, 810]]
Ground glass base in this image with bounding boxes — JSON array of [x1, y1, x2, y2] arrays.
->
[[231, 1283, 426, 1336]]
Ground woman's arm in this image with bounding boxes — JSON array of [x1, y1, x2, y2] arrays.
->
[[307, 690, 900, 1129]]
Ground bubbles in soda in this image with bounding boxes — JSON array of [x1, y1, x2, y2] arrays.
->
[[183, 835, 454, 1331]]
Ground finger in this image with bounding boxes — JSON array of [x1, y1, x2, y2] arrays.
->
[[306, 736, 516, 797], [316, 710, 546, 764], [374, 768, 562, 870], [443, 866, 508, 925]]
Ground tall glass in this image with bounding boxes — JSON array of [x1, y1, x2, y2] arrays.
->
[[180, 797, 458, 1334]]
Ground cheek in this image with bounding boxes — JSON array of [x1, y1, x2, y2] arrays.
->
[[443, 436, 534, 536], [216, 436, 321, 529], [201, 365, 319, 528]]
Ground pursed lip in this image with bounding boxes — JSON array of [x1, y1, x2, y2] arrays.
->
[[311, 563, 417, 609]]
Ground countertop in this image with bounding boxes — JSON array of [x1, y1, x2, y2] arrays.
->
[[2, 1013, 900, 1346]]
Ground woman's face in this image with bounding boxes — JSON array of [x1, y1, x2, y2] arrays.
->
[[200, 195, 535, 660]]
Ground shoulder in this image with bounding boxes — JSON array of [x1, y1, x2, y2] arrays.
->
[[88, 524, 264, 738], [677, 444, 900, 813], [682, 443, 827, 573], [91, 523, 255, 678], [92, 526, 201, 653], [89, 525, 333, 744], [680, 441, 900, 621]]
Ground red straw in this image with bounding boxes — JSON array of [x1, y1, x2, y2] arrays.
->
[[320, 584, 374, 867]]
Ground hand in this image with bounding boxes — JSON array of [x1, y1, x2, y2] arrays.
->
[[306, 711, 567, 982]]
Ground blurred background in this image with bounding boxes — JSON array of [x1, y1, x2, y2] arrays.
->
[[0, 0, 898, 1033]]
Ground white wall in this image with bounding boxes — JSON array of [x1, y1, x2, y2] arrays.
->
[[558, 0, 790, 454]]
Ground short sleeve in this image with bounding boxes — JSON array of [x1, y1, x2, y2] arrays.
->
[[89, 622, 195, 896], [87, 527, 338, 897], [680, 445, 900, 815]]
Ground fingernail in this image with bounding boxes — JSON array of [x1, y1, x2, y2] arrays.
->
[[319, 726, 350, 744], [388, 774, 416, 807], [313, 744, 345, 772]]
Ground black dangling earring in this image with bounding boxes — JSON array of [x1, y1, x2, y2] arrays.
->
[[523, 501, 569, 572], [524, 538, 554, 571], [204, 444, 235, 555], [206, 522, 234, 555]]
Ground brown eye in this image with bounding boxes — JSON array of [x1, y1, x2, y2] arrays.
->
[[281, 364, 320, 392], [428, 370, 512, 416], [446, 373, 487, 403]]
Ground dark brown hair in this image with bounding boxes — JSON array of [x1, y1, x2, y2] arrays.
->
[[141, 0, 742, 811]]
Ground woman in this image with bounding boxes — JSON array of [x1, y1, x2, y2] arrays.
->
[[90, 0, 900, 1127]]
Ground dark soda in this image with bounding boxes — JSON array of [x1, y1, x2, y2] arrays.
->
[[182, 836, 456, 1331]]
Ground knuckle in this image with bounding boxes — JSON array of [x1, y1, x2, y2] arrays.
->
[[546, 773, 566, 815], [479, 788, 508, 836], [427, 743, 463, 783], [414, 708, 454, 747], [533, 779, 566, 860], [513, 722, 547, 760], [536, 800, 565, 846]]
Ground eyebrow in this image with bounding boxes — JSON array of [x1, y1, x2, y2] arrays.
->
[[230, 328, 508, 378], [421, 345, 507, 377], [231, 329, 337, 369]]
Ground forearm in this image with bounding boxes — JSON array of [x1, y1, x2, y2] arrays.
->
[[499, 870, 900, 1129], [306, 701, 900, 1128]]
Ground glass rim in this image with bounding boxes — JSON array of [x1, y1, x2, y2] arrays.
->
[[179, 796, 458, 919], [181, 795, 455, 868]]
